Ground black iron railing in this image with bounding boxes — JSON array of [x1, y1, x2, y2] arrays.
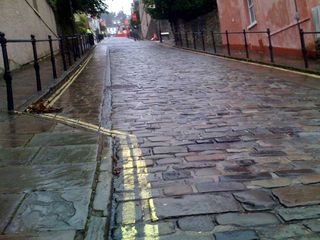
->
[[173, 28, 320, 72], [0, 32, 94, 111]]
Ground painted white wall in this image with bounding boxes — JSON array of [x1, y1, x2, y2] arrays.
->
[[0, 0, 58, 72]]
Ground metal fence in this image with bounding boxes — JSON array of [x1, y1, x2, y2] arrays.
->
[[173, 28, 320, 72], [0, 32, 94, 111]]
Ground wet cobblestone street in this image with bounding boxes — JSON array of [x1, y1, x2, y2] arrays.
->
[[108, 38, 320, 239]]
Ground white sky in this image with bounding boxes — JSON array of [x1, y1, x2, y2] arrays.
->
[[105, 0, 132, 15]]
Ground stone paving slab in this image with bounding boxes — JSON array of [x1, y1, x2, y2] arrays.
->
[[152, 193, 242, 220], [272, 185, 320, 207], [0, 194, 24, 232], [0, 231, 76, 240], [0, 163, 96, 193], [31, 144, 99, 165], [27, 132, 99, 147], [0, 147, 39, 167], [6, 189, 91, 233], [216, 212, 280, 227]]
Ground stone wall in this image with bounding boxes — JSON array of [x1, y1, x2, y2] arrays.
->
[[173, 8, 222, 47], [0, 0, 58, 73]]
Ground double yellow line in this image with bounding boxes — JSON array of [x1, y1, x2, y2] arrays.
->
[[44, 54, 93, 108]]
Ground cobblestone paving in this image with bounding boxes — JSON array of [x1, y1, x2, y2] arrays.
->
[[108, 38, 320, 239]]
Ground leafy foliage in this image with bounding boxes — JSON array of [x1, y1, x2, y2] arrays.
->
[[75, 14, 90, 33], [49, 0, 107, 34], [49, 0, 107, 16], [143, 0, 216, 21]]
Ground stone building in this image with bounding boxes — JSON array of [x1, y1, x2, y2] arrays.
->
[[0, 0, 58, 72]]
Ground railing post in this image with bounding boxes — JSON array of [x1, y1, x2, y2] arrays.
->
[[201, 31, 205, 51], [185, 32, 189, 48], [79, 35, 84, 55], [31, 35, 41, 91], [59, 35, 67, 71], [211, 31, 217, 54], [66, 37, 72, 66], [299, 29, 309, 68], [179, 31, 182, 47], [71, 37, 77, 61], [48, 35, 57, 79], [243, 29, 249, 58], [226, 30, 231, 56], [0, 32, 14, 111], [193, 32, 197, 50], [76, 35, 81, 57], [267, 28, 274, 63]]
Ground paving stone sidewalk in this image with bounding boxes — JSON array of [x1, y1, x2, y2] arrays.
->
[[107, 38, 320, 239], [0, 41, 112, 239]]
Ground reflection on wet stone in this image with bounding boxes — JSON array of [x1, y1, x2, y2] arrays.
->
[[6, 189, 91, 233]]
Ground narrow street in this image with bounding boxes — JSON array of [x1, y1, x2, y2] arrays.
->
[[105, 38, 320, 239], [1, 37, 320, 239]]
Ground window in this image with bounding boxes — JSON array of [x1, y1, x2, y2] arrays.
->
[[312, 6, 320, 39], [247, 0, 257, 26]]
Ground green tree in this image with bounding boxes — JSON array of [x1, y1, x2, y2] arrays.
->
[[49, 0, 107, 34], [143, 0, 216, 22]]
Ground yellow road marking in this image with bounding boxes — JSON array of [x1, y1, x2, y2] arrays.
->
[[45, 54, 93, 107]]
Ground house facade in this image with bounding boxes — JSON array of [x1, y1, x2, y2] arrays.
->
[[0, 0, 58, 72], [216, 0, 320, 57]]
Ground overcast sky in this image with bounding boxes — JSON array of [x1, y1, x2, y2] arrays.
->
[[106, 0, 132, 15]]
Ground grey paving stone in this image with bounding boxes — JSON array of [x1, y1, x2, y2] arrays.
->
[[32, 144, 99, 165], [151, 193, 241, 220], [27, 132, 99, 147], [173, 162, 217, 170], [256, 224, 311, 240], [304, 219, 320, 233], [146, 233, 214, 240], [185, 154, 225, 162], [214, 230, 259, 240], [178, 216, 215, 232], [163, 184, 194, 196], [0, 147, 39, 167], [274, 169, 316, 178], [277, 205, 320, 221], [272, 185, 320, 207], [233, 190, 276, 211], [216, 212, 279, 226], [247, 178, 292, 188], [286, 234, 320, 240], [0, 194, 24, 232], [0, 164, 96, 193], [113, 221, 175, 239], [153, 146, 188, 154], [187, 144, 229, 152], [196, 181, 246, 193], [250, 149, 287, 157], [85, 216, 107, 240], [116, 201, 143, 224], [163, 170, 191, 180], [214, 136, 241, 143], [6, 189, 91, 233], [299, 175, 320, 184], [157, 158, 182, 165], [268, 127, 301, 134], [219, 172, 272, 182], [0, 231, 76, 239]]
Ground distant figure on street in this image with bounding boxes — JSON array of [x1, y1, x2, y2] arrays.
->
[[86, 28, 95, 46]]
